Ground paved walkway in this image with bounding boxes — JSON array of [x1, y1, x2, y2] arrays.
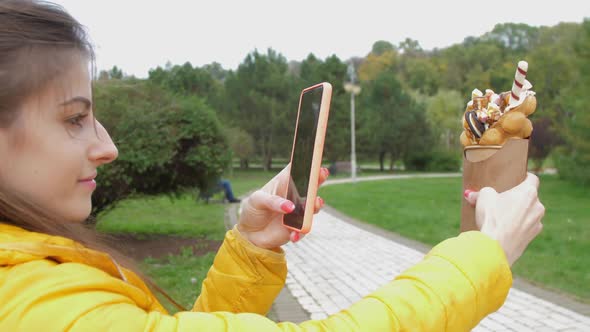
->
[[230, 173, 590, 330], [269, 174, 590, 331], [279, 209, 590, 331]]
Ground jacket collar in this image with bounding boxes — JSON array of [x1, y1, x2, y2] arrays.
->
[[0, 223, 151, 298]]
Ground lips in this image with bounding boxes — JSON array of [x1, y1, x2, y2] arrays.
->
[[79, 172, 97, 182]]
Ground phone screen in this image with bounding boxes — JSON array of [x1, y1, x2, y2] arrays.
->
[[284, 85, 324, 230]]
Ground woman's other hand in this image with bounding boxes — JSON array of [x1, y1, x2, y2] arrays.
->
[[237, 165, 329, 250], [465, 172, 545, 266]]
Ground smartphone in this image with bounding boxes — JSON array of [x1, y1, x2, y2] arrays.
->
[[283, 82, 332, 234]]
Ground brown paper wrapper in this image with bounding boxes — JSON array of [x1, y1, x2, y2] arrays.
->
[[461, 138, 529, 232]]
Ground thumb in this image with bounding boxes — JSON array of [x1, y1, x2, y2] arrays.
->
[[464, 189, 479, 206], [474, 187, 498, 230]]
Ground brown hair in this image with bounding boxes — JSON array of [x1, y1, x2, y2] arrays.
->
[[0, 0, 184, 311]]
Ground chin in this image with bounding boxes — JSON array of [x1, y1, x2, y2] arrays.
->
[[64, 201, 92, 223]]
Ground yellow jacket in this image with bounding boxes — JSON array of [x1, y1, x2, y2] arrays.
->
[[0, 223, 512, 331]]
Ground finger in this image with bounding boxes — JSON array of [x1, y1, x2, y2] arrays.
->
[[534, 201, 546, 221], [249, 190, 295, 214], [477, 187, 497, 202], [464, 189, 478, 206], [290, 231, 301, 243], [318, 167, 330, 186], [314, 196, 325, 213], [474, 187, 498, 229], [523, 172, 540, 189]]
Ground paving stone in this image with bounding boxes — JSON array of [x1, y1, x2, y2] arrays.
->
[[544, 318, 569, 330], [275, 210, 590, 330], [502, 321, 537, 332], [564, 322, 590, 331], [532, 327, 565, 332], [550, 312, 577, 324], [490, 313, 513, 326], [478, 317, 507, 331], [518, 309, 547, 320], [512, 316, 543, 328]]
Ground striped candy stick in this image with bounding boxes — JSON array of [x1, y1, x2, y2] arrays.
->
[[509, 61, 528, 106]]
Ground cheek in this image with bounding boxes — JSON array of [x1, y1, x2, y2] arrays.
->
[[2, 130, 87, 220]]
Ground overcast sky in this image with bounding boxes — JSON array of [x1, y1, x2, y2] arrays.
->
[[52, 0, 589, 78]]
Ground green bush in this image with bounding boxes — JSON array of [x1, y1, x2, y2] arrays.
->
[[91, 80, 231, 214], [427, 150, 461, 172], [403, 151, 431, 171], [553, 147, 590, 185], [403, 150, 460, 172]]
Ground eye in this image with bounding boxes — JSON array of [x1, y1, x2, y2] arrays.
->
[[66, 113, 89, 128]]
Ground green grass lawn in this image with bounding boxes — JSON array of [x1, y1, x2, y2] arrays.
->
[[97, 194, 226, 240], [225, 169, 281, 197], [319, 175, 590, 303], [96, 169, 276, 313], [142, 248, 216, 311], [96, 169, 277, 239]]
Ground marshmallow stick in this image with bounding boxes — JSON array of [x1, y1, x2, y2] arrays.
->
[[509, 61, 528, 106]]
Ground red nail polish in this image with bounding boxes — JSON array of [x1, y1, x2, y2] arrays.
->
[[292, 232, 300, 242], [464, 190, 473, 199], [319, 197, 324, 206], [281, 201, 295, 213]]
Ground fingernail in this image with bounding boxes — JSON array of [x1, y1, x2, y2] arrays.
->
[[319, 197, 324, 206], [281, 201, 295, 213], [464, 189, 473, 199], [324, 168, 330, 176], [291, 232, 300, 243]]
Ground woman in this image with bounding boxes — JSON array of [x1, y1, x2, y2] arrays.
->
[[0, 1, 545, 331]]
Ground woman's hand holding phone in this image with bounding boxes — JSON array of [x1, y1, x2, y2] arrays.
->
[[237, 165, 329, 250]]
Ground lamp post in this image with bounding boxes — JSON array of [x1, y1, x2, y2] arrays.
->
[[344, 63, 361, 182]]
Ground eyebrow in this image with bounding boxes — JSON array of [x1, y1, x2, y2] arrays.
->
[[60, 96, 92, 111]]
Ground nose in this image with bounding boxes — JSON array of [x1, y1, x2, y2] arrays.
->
[[88, 120, 118, 166]]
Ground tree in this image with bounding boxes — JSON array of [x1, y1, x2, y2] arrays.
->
[[399, 56, 441, 95], [148, 62, 219, 98], [203, 62, 228, 81], [91, 80, 231, 214], [530, 23, 582, 121], [359, 70, 432, 171], [223, 49, 295, 170], [358, 41, 398, 82], [398, 38, 423, 57], [298, 54, 350, 163], [529, 117, 560, 171], [425, 90, 465, 151], [483, 23, 539, 53], [553, 19, 590, 184], [371, 40, 396, 55], [434, 35, 507, 94], [98, 66, 125, 80], [224, 127, 255, 169]]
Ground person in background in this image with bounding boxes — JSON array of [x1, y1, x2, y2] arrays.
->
[[218, 179, 240, 203], [0, 1, 545, 331]]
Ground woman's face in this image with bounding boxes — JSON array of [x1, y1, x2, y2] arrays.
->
[[0, 58, 118, 222]]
